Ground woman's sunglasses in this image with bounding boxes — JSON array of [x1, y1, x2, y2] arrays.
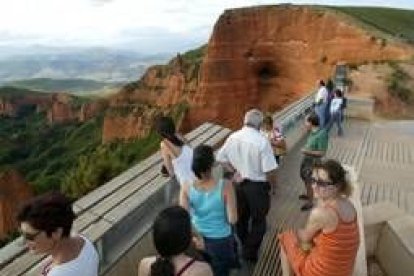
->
[[311, 177, 334, 187]]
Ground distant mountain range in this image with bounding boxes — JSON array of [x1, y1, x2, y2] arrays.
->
[[0, 46, 172, 84], [4, 78, 123, 95]]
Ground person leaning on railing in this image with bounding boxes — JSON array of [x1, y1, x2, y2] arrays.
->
[[138, 206, 213, 276], [155, 116, 196, 202], [279, 159, 360, 276], [17, 192, 99, 276]]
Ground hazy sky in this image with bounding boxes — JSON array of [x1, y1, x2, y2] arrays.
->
[[0, 0, 413, 53]]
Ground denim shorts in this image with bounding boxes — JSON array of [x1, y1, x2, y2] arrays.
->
[[204, 234, 239, 276]]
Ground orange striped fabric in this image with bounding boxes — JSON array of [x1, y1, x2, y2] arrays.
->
[[279, 207, 359, 276]]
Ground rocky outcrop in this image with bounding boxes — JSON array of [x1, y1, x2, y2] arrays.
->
[[0, 90, 105, 123], [102, 105, 160, 143], [79, 100, 107, 122], [105, 51, 202, 141], [0, 99, 18, 117], [47, 94, 76, 124], [0, 94, 51, 118], [109, 6, 413, 131], [111, 50, 203, 109], [0, 170, 33, 239], [186, 5, 413, 129]]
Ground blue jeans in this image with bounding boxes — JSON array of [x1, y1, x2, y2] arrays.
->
[[204, 235, 239, 276], [327, 111, 343, 136], [315, 103, 327, 128]]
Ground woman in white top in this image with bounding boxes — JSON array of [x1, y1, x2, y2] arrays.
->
[[327, 89, 344, 136], [155, 116, 195, 187], [17, 192, 99, 276]]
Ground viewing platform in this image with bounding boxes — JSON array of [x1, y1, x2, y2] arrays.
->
[[1, 94, 414, 276]]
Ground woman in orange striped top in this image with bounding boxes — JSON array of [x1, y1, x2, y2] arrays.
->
[[279, 159, 359, 276]]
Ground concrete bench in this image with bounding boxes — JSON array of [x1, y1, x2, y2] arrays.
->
[[0, 122, 231, 276], [363, 202, 414, 275], [346, 96, 374, 121]]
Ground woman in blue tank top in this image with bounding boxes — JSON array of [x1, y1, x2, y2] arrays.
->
[[180, 145, 238, 276]]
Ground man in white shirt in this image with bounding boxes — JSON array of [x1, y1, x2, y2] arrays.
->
[[314, 80, 329, 128], [217, 109, 278, 262]]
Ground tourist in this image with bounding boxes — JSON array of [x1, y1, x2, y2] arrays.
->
[[138, 206, 213, 276], [217, 109, 278, 262], [155, 116, 196, 201], [327, 89, 344, 136], [314, 80, 329, 128], [261, 115, 287, 164], [299, 112, 329, 211], [279, 159, 359, 276], [324, 79, 335, 123], [17, 192, 99, 276], [180, 145, 238, 276]]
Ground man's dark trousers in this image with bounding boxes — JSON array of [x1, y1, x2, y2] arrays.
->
[[235, 179, 270, 261]]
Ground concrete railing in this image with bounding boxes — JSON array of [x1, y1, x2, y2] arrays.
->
[[0, 92, 316, 276], [345, 96, 375, 121], [273, 93, 315, 151], [0, 123, 231, 276]]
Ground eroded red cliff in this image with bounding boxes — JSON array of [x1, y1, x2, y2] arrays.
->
[[102, 105, 160, 143], [0, 92, 105, 124], [104, 53, 201, 141], [0, 170, 33, 239], [186, 5, 413, 128]]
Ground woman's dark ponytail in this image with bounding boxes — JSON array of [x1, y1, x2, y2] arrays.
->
[[150, 206, 192, 276], [150, 257, 174, 276], [155, 116, 184, 147]]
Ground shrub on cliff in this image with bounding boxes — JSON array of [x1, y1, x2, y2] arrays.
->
[[61, 131, 161, 198], [387, 63, 413, 103], [0, 110, 103, 194]]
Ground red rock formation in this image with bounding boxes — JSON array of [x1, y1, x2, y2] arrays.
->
[[186, 6, 414, 129], [47, 94, 77, 124], [102, 106, 159, 143], [111, 53, 200, 109], [0, 98, 18, 117], [106, 5, 414, 137], [0, 170, 33, 239], [48, 93, 105, 124], [104, 54, 199, 141], [79, 100, 107, 122]]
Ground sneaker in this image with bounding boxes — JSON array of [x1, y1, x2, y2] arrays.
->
[[300, 202, 314, 211], [298, 194, 309, 200]]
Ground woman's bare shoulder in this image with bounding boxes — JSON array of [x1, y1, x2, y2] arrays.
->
[[337, 198, 357, 222], [187, 261, 213, 276], [138, 256, 156, 276]]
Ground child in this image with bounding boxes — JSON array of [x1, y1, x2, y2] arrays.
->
[[261, 115, 287, 164]]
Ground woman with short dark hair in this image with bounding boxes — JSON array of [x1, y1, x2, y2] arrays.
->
[[180, 145, 238, 276], [17, 192, 99, 276], [138, 206, 212, 276], [279, 159, 359, 276]]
